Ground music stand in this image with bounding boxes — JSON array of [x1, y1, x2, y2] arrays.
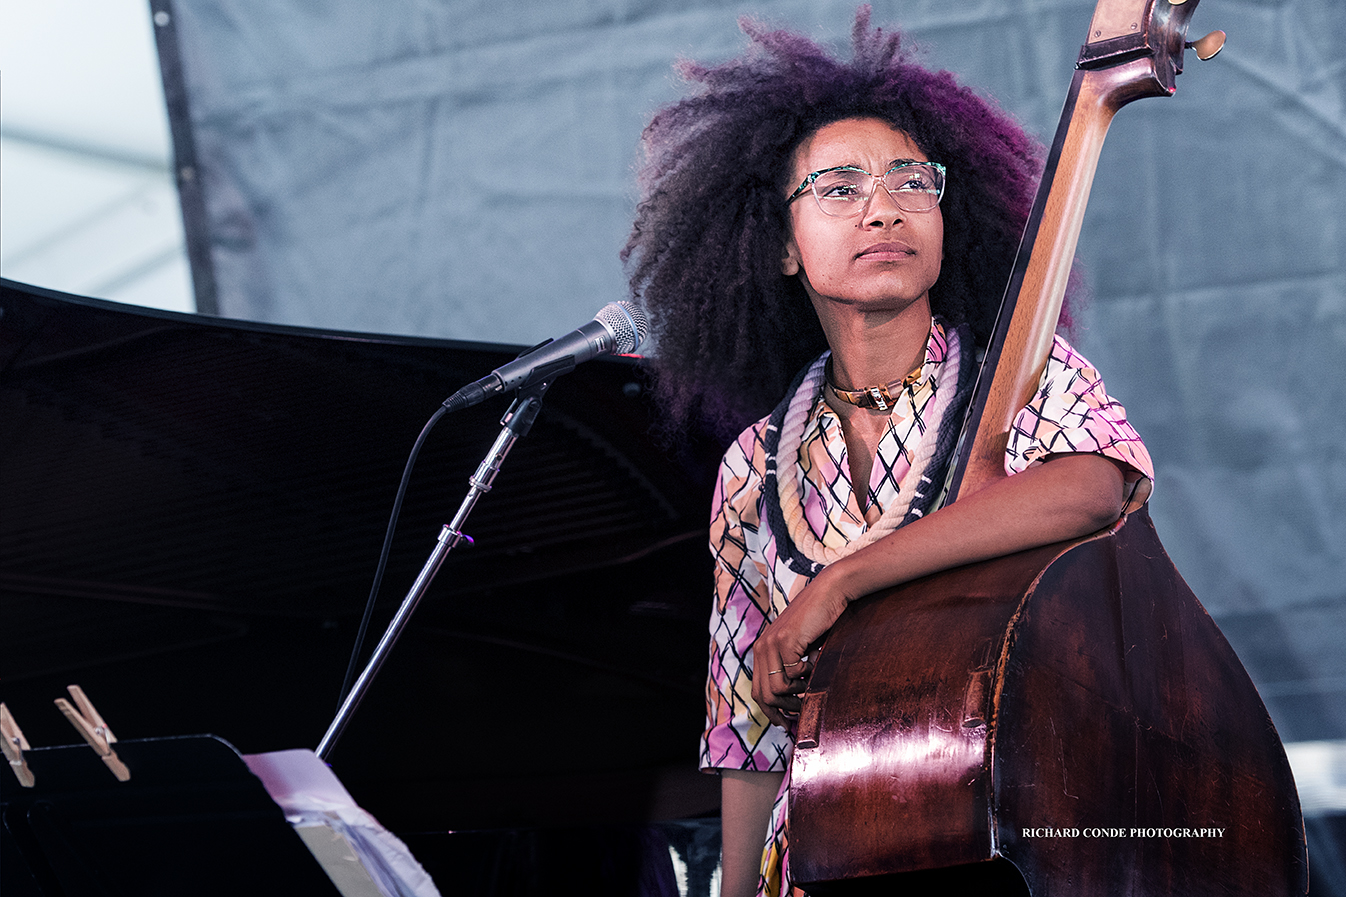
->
[[1, 735, 341, 896]]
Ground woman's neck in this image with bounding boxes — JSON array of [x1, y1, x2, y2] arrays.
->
[[816, 295, 932, 393], [812, 296, 933, 508]]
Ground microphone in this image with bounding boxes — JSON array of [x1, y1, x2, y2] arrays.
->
[[442, 301, 649, 412]]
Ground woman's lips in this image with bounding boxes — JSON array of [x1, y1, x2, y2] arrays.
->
[[856, 241, 915, 259]]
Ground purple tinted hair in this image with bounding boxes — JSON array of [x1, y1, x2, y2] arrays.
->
[[623, 7, 1049, 439]]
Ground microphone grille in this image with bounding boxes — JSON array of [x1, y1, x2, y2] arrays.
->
[[595, 301, 650, 354]]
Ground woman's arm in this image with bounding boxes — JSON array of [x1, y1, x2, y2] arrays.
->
[[750, 452, 1127, 727], [720, 768, 786, 897], [701, 427, 795, 897]]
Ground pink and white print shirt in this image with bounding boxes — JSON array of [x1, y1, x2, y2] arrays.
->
[[699, 321, 1153, 896]]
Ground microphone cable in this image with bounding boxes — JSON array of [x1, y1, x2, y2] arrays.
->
[[335, 403, 448, 710]]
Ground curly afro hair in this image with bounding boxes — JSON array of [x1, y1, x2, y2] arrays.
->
[[623, 6, 1053, 440]]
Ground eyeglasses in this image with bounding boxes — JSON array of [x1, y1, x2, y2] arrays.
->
[[787, 161, 946, 216]]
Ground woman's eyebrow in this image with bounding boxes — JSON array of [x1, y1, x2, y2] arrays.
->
[[818, 157, 921, 171]]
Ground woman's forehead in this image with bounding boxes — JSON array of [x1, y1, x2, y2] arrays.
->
[[792, 118, 925, 174]]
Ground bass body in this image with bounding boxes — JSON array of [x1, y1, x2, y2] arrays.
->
[[789, 507, 1306, 894]]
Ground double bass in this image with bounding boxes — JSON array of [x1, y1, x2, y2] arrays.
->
[[786, 1, 1308, 894]]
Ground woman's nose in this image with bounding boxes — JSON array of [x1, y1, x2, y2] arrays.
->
[[859, 176, 904, 225]]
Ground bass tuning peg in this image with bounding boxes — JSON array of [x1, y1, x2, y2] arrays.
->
[[1187, 30, 1227, 61]]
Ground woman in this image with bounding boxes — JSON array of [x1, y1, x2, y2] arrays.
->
[[623, 10, 1153, 897]]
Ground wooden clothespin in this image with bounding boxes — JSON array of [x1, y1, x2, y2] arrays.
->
[[0, 702, 36, 787], [55, 685, 130, 782]]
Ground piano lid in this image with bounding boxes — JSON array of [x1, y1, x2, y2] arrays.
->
[[0, 278, 722, 829]]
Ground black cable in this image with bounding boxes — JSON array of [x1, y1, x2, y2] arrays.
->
[[336, 404, 448, 708]]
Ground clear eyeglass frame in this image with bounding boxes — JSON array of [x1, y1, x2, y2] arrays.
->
[[787, 161, 947, 216]]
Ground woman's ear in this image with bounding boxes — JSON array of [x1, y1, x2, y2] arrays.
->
[[782, 238, 801, 276]]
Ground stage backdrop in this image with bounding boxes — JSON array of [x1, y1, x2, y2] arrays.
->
[[156, 0, 1344, 811]]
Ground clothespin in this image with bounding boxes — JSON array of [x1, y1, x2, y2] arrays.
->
[[0, 703, 35, 787], [54, 685, 130, 782]]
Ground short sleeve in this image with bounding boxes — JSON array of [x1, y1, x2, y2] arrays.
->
[[1005, 335, 1154, 512], [699, 424, 794, 774]]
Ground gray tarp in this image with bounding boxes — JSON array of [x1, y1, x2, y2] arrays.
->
[[167, 0, 1346, 749]]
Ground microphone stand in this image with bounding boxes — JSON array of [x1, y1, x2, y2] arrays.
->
[[316, 377, 553, 760]]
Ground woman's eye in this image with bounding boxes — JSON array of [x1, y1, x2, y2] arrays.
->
[[820, 182, 863, 199]]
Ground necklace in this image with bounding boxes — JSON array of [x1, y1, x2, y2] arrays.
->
[[825, 359, 925, 412]]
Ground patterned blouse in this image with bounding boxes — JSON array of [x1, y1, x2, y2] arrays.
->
[[700, 319, 1154, 896]]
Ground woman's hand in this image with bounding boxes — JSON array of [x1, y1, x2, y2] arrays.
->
[[750, 565, 855, 728]]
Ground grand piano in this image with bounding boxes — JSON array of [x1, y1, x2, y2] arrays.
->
[[0, 277, 724, 892]]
